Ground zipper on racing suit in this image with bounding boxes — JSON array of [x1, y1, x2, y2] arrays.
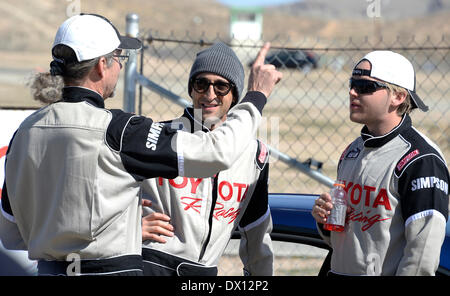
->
[[198, 173, 219, 261]]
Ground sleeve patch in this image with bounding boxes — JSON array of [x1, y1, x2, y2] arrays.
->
[[396, 149, 420, 172], [255, 140, 269, 170]]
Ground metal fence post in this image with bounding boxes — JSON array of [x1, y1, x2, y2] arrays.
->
[[123, 13, 139, 113]]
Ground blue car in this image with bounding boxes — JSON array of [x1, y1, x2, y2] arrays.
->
[[267, 193, 450, 276]]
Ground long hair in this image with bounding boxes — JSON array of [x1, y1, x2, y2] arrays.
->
[[28, 44, 113, 104]]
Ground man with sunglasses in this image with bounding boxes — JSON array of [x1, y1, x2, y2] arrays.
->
[[140, 42, 274, 276], [312, 50, 449, 276], [0, 14, 282, 275]]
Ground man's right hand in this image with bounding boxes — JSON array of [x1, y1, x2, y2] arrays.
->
[[311, 193, 333, 224], [142, 199, 174, 243], [247, 42, 283, 99]]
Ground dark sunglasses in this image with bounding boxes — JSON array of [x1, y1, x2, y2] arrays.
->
[[349, 78, 388, 94], [192, 77, 234, 96], [113, 54, 129, 63]]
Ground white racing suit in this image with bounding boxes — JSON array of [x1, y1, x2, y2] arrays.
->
[[318, 114, 449, 275], [0, 87, 267, 275], [141, 108, 274, 276]]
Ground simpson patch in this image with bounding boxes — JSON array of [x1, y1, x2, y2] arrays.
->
[[255, 140, 269, 170]]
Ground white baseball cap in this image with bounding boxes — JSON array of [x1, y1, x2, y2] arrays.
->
[[353, 50, 428, 112], [52, 13, 141, 63]]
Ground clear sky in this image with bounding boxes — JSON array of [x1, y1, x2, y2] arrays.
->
[[217, 0, 300, 7]]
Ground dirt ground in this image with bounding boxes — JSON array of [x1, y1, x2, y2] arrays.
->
[[217, 255, 325, 276]]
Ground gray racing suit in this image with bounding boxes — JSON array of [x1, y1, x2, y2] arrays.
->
[[318, 114, 449, 275], [0, 87, 267, 275], [141, 108, 273, 276]]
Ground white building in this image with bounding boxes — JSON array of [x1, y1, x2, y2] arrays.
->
[[230, 6, 263, 41], [229, 6, 263, 64]]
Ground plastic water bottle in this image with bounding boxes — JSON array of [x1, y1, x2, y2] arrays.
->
[[324, 182, 347, 232]]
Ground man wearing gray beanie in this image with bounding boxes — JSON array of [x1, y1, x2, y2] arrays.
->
[[188, 42, 244, 108], [141, 42, 275, 276]]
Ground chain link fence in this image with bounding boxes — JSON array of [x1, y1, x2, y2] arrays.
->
[[136, 32, 450, 196], [132, 31, 449, 275]]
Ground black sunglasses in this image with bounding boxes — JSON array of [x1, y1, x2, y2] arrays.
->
[[192, 77, 234, 96], [113, 54, 129, 63], [349, 78, 388, 94]]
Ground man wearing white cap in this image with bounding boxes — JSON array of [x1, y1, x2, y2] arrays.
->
[[0, 14, 281, 275], [312, 51, 449, 275]]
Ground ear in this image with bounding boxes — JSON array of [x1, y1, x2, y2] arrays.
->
[[391, 90, 407, 108], [94, 57, 108, 79]]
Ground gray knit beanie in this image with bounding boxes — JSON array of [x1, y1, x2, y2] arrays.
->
[[188, 42, 245, 103]]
